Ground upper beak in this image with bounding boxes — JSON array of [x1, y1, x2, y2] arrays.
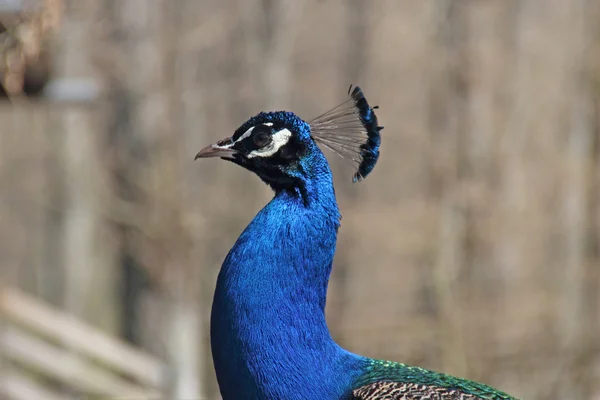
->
[[194, 137, 238, 160]]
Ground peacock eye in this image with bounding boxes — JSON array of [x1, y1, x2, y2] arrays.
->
[[253, 131, 271, 147]]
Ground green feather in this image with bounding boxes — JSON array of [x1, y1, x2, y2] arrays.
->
[[352, 359, 519, 400]]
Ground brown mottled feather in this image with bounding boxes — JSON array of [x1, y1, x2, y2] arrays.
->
[[353, 381, 487, 400]]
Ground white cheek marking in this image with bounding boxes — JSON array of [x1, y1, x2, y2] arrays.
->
[[247, 128, 292, 158]]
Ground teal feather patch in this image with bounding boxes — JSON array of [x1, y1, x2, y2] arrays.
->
[[352, 360, 518, 400]]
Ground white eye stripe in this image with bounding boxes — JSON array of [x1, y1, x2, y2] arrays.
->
[[233, 122, 274, 145], [234, 126, 255, 143], [246, 128, 292, 158]]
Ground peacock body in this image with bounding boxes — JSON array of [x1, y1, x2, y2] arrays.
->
[[195, 87, 518, 400]]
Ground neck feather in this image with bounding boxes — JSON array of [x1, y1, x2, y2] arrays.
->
[[210, 152, 364, 399]]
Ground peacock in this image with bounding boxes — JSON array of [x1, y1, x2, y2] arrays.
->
[[195, 86, 519, 400]]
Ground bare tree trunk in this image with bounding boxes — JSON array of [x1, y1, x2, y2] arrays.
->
[[558, 3, 596, 398], [60, 0, 118, 333], [161, 4, 202, 396], [261, 0, 303, 110], [102, 0, 202, 397], [428, 0, 470, 379]]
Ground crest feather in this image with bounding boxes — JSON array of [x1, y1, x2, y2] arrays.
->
[[310, 85, 383, 182]]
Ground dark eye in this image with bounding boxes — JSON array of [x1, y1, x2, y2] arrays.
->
[[253, 132, 271, 147]]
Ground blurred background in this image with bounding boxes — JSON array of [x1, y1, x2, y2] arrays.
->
[[1, 0, 599, 399]]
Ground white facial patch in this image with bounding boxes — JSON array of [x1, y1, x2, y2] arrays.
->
[[233, 122, 274, 145], [247, 128, 292, 158], [234, 126, 255, 143]]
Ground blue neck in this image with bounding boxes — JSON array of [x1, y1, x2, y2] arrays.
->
[[210, 149, 366, 399]]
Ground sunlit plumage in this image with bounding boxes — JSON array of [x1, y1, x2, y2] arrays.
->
[[195, 86, 517, 400]]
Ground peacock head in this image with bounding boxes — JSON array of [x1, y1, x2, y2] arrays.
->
[[195, 86, 383, 190], [195, 111, 321, 190]]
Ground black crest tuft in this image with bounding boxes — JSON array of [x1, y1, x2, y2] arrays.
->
[[310, 85, 382, 182]]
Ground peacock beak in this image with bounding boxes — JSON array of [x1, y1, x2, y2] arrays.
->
[[194, 137, 238, 160]]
